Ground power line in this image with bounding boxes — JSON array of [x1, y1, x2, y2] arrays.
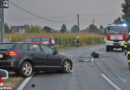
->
[[80, 13, 121, 17], [9, 1, 75, 23], [6, 17, 76, 23]]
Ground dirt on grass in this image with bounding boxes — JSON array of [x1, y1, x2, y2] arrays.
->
[[2, 73, 22, 90]]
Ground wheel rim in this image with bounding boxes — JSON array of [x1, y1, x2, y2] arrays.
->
[[64, 61, 71, 72], [22, 63, 32, 76]]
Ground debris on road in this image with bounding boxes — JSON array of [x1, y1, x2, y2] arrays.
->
[[91, 52, 99, 58]]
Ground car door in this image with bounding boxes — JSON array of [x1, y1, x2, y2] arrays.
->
[[29, 44, 48, 68], [40, 44, 61, 67]]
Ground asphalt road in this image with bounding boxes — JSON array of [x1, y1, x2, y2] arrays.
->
[[23, 45, 130, 90]]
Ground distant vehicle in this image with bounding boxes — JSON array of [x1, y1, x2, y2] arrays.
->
[[23, 36, 56, 49], [0, 43, 73, 77], [105, 24, 127, 51]]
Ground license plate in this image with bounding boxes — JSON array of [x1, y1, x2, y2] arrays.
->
[[0, 54, 3, 58], [114, 43, 119, 46]]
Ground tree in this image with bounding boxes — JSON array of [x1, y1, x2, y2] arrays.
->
[[71, 25, 79, 33], [43, 26, 52, 33], [89, 24, 98, 33], [61, 24, 67, 33], [99, 25, 104, 30], [26, 25, 45, 33], [113, 17, 123, 24], [98, 25, 105, 35], [122, 0, 130, 30], [4, 23, 11, 33]]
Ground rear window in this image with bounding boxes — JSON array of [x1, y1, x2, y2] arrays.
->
[[0, 44, 15, 50]]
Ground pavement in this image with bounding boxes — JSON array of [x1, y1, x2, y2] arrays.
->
[[17, 45, 130, 90]]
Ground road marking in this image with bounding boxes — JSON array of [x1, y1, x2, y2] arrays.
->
[[17, 76, 32, 90], [119, 77, 127, 83], [91, 57, 94, 62], [101, 74, 122, 90]]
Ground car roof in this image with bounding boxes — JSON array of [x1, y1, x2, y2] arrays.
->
[[1, 42, 43, 44], [28, 36, 53, 39]]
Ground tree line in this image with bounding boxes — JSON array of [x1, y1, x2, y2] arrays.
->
[[113, 0, 130, 31], [4, 23, 105, 35]]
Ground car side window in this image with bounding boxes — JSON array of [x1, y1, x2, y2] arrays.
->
[[41, 45, 53, 54], [21, 44, 28, 51], [29, 44, 41, 52], [24, 39, 31, 43], [32, 38, 40, 42]]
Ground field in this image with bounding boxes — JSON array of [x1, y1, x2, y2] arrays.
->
[[5, 33, 104, 49]]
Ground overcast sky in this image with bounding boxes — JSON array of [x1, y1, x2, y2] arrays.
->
[[5, 0, 124, 30]]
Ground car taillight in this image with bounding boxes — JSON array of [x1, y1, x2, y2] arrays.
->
[[7, 51, 18, 56]]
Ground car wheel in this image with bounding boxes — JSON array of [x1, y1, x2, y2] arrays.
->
[[19, 61, 33, 77], [106, 46, 110, 52], [62, 60, 71, 73]]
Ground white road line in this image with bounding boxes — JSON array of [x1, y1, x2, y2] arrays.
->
[[17, 76, 32, 90], [101, 74, 122, 90]]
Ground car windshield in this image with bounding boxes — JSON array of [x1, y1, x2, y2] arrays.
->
[[0, 43, 15, 50], [108, 26, 126, 34]]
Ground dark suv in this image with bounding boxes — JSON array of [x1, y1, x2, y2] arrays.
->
[[0, 43, 72, 77]]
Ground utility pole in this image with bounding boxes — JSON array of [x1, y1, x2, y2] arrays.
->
[[92, 19, 95, 32], [0, 1, 3, 43], [77, 14, 80, 32], [0, 0, 9, 43], [93, 19, 95, 26]]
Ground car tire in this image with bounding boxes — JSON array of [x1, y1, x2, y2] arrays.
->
[[15, 71, 20, 76], [61, 60, 72, 73], [106, 46, 110, 52], [19, 61, 33, 77]]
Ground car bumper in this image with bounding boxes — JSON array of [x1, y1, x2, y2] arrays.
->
[[0, 59, 18, 71], [106, 40, 125, 47]]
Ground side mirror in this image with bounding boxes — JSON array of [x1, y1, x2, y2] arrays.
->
[[0, 69, 8, 80], [54, 49, 58, 55]]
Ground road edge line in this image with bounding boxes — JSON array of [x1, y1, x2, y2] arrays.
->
[[17, 76, 32, 90], [101, 74, 122, 90]]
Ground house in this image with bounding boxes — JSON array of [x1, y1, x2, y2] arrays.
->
[[11, 26, 19, 33], [81, 29, 89, 33], [11, 25, 30, 33]]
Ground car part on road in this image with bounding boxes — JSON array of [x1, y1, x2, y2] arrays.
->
[[31, 84, 35, 88], [78, 59, 91, 62], [19, 61, 33, 77], [91, 52, 99, 58]]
